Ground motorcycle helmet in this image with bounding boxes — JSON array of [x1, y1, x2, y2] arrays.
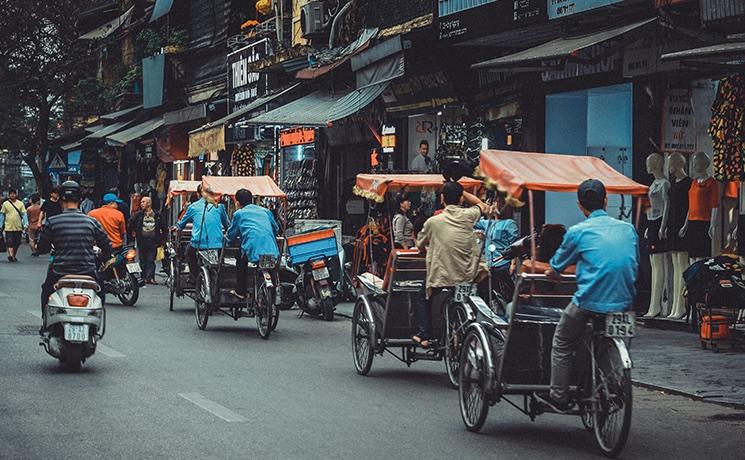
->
[[60, 180, 81, 202]]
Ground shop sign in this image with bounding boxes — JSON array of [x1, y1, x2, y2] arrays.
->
[[622, 32, 696, 78], [541, 42, 621, 81], [279, 127, 315, 148], [228, 39, 271, 112], [661, 89, 695, 153], [548, 0, 623, 20], [438, 0, 545, 43]]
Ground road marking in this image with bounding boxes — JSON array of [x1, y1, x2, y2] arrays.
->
[[27, 311, 41, 319], [0, 290, 11, 298], [97, 344, 126, 358], [178, 393, 248, 422]]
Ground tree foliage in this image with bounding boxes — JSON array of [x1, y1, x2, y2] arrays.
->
[[0, 0, 95, 195]]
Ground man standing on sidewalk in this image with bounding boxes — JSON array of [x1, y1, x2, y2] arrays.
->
[[129, 196, 164, 285], [1, 189, 27, 262], [26, 194, 42, 257]]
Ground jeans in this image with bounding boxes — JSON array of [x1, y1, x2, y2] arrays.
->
[[187, 245, 199, 283], [550, 303, 591, 403], [41, 265, 104, 316], [415, 286, 445, 340], [235, 255, 249, 296], [138, 242, 157, 282]]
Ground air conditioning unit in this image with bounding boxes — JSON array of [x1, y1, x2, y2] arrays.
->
[[301, 1, 326, 38]]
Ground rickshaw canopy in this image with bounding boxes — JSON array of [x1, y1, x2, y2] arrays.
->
[[166, 180, 201, 205], [201, 175, 287, 199], [480, 150, 648, 199], [353, 174, 482, 202]]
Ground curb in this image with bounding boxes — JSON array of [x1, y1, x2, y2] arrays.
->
[[334, 311, 353, 320], [632, 380, 745, 410]]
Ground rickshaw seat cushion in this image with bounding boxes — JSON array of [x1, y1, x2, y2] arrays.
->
[[518, 260, 576, 275], [358, 272, 386, 294], [511, 303, 564, 322]]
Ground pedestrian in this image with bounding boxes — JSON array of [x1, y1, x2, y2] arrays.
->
[[80, 191, 94, 215], [1, 189, 28, 262], [410, 140, 433, 172], [26, 194, 42, 256], [129, 196, 164, 285], [88, 193, 127, 251], [39, 188, 62, 225]]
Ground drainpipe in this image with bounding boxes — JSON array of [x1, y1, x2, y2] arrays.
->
[[328, 0, 352, 49]]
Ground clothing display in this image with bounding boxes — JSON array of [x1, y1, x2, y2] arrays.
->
[[687, 220, 713, 258], [668, 176, 692, 252], [688, 177, 719, 221], [284, 159, 319, 223], [232, 145, 257, 176], [646, 218, 666, 254], [647, 179, 669, 221], [738, 214, 745, 257], [711, 74, 745, 181]]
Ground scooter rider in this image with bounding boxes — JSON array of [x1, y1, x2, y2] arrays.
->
[[536, 179, 638, 412], [37, 181, 112, 331]]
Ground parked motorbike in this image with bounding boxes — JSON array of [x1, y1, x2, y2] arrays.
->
[[99, 245, 140, 306], [40, 275, 105, 372], [295, 256, 337, 321]]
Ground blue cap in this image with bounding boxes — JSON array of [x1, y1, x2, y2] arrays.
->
[[102, 193, 118, 204]]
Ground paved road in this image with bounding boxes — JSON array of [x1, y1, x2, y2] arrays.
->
[[2, 247, 744, 459]]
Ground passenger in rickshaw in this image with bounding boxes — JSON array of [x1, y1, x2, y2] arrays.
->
[[225, 188, 280, 300], [412, 182, 492, 348], [535, 179, 638, 413], [392, 193, 414, 249], [176, 187, 230, 284], [474, 194, 519, 290]]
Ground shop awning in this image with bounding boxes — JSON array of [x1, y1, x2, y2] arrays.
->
[[79, 6, 134, 40], [100, 105, 142, 121], [661, 41, 745, 61], [295, 28, 378, 79], [201, 176, 286, 199], [248, 83, 389, 127], [83, 120, 133, 141], [471, 17, 657, 71], [150, 0, 174, 22], [166, 180, 201, 205], [479, 150, 648, 200], [106, 117, 165, 147], [164, 104, 207, 126], [353, 174, 483, 203], [61, 141, 82, 151]]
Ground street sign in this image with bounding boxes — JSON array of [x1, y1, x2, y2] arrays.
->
[[48, 152, 67, 171]]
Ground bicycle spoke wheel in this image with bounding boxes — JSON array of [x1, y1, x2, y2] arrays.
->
[[195, 272, 210, 330], [352, 300, 374, 375], [458, 330, 490, 432], [256, 284, 273, 339], [592, 341, 632, 457], [445, 302, 469, 389]]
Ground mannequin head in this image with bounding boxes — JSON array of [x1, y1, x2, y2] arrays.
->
[[646, 153, 665, 177], [668, 152, 687, 176], [691, 151, 711, 177]]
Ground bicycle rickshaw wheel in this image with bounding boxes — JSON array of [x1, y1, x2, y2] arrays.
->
[[445, 302, 469, 389], [167, 259, 176, 311], [269, 302, 280, 331], [256, 283, 274, 339], [592, 340, 632, 457], [351, 300, 374, 375], [459, 330, 490, 432], [195, 271, 210, 330]]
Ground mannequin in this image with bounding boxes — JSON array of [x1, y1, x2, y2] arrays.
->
[[643, 153, 670, 318], [680, 152, 719, 264], [666, 153, 692, 319]]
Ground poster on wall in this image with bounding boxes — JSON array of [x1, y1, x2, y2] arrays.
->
[[407, 114, 438, 169], [660, 81, 719, 154]]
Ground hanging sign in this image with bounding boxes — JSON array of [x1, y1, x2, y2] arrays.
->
[[48, 152, 67, 171], [227, 39, 271, 144], [661, 89, 695, 153], [548, 0, 622, 20], [280, 127, 315, 147]]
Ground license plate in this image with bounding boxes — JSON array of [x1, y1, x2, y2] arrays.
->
[[126, 263, 141, 273], [605, 312, 636, 338], [454, 283, 475, 303], [313, 267, 330, 281], [64, 323, 89, 342]]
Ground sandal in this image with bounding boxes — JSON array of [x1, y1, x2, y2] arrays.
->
[[412, 335, 430, 349], [230, 290, 246, 300]]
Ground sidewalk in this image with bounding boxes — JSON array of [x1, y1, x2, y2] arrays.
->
[[335, 301, 745, 408]]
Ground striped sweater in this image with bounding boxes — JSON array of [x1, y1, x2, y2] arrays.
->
[[38, 208, 113, 275]]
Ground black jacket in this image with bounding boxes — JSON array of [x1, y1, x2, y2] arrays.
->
[[129, 209, 165, 245]]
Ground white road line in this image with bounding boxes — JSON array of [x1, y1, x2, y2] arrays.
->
[[0, 290, 11, 298], [178, 393, 248, 422], [97, 344, 126, 358], [27, 310, 41, 319]]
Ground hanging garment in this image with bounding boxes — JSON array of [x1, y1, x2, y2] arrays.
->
[[231, 145, 256, 176], [711, 75, 745, 181], [668, 176, 692, 252], [688, 177, 719, 221]]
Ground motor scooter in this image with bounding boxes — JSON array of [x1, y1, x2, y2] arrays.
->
[[40, 275, 105, 372], [295, 256, 337, 321], [99, 245, 140, 306]]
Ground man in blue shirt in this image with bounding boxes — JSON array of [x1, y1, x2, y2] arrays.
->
[[536, 179, 638, 412], [177, 187, 230, 284], [226, 188, 280, 299]]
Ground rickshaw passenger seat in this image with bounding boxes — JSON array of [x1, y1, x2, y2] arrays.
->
[[511, 303, 564, 321]]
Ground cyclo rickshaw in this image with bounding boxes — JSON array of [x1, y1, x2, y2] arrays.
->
[[350, 174, 484, 387], [164, 179, 201, 312], [457, 150, 647, 457], [167, 175, 288, 339]]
